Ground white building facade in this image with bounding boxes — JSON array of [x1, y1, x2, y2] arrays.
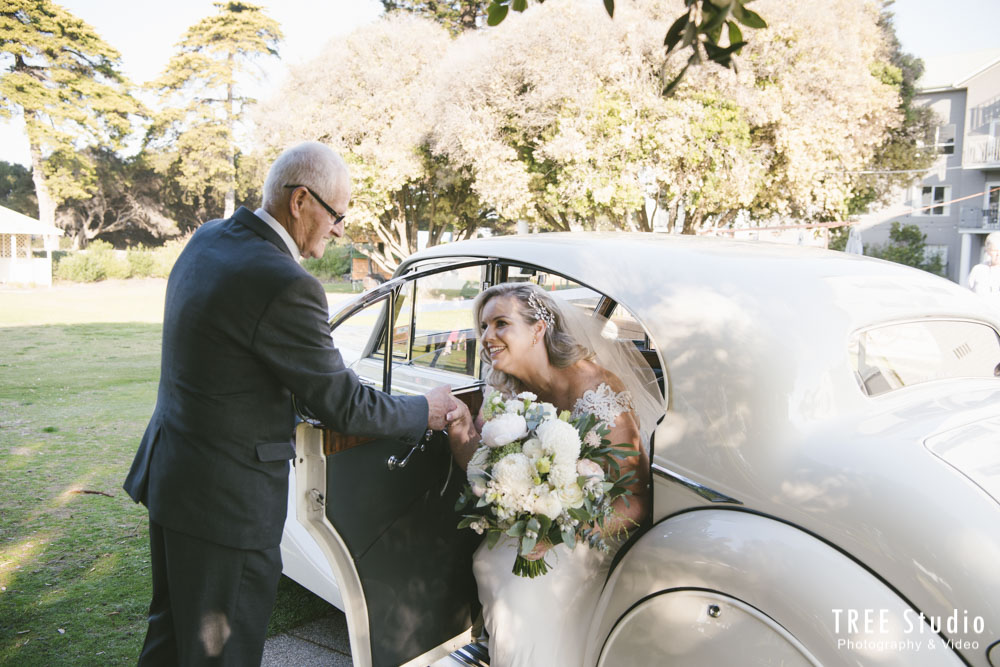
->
[[860, 49, 1000, 285]]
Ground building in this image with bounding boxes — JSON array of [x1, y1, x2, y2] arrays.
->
[[0, 205, 63, 286], [859, 48, 1000, 285]]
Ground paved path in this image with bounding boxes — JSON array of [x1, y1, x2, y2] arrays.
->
[[262, 612, 353, 666]]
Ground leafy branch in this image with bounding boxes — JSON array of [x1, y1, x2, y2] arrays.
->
[[484, 0, 767, 95]]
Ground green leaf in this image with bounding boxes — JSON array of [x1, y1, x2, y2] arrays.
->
[[664, 14, 688, 51], [486, 530, 501, 549], [603, 0, 614, 18], [512, 0, 528, 11], [506, 520, 526, 537], [727, 20, 743, 49], [487, 2, 510, 26], [732, 3, 766, 29], [519, 535, 537, 555], [562, 527, 577, 548], [457, 516, 476, 529]]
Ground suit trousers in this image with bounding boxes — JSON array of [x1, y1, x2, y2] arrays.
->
[[138, 520, 282, 666]]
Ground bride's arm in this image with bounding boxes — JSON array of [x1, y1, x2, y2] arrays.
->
[[446, 399, 484, 471], [601, 409, 650, 538]]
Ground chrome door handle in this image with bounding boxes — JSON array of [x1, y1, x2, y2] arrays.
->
[[386, 430, 433, 471], [387, 443, 425, 470]]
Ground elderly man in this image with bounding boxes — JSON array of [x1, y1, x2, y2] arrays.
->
[[124, 142, 456, 665]]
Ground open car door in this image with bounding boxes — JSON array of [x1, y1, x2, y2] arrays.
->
[[293, 262, 487, 667]]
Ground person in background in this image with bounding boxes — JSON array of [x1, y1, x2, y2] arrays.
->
[[968, 232, 1000, 299]]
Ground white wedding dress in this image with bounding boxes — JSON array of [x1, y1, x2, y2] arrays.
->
[[473, 383, 637, 667]]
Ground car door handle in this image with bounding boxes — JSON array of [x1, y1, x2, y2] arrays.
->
[[386, 430, 433, 470]]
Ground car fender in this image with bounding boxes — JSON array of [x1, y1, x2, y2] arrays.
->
[[587, 509, 966, 667]]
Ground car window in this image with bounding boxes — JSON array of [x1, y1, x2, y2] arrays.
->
[[503, 264, 602, 313], [607, 303, 656, 351], [331, 294, 391, 388], [408, 265, 482, 377], [850, 320, 1000, 396]]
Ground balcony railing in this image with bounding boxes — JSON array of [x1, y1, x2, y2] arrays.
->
[[960, 205, 1000, 229], [964, 135, 1000, 166]]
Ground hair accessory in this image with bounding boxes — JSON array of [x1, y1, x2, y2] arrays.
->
[[526, 292, 555, 329]]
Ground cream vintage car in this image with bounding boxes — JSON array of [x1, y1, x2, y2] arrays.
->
[[279, 233, 1000, 667]]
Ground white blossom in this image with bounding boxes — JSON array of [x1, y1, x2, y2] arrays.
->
[[482, 413, 528, 448], [536, 418, 581, 464]]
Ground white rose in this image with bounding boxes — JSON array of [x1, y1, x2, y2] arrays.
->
[[556, 483, 585, 509], [536, 418, 581, 463], [504, 400, 525, 415], [577, 458, 604, 479], [533, 490, 563, 519], [482, 413, 528, 448], [516, 391, 538, 401], [492, 453, 534, 496]]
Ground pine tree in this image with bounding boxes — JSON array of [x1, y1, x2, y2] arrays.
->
[[0, 0, 140, 227], [146, 1, 281, 221]]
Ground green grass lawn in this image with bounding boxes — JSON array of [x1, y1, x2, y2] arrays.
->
[[0, 283, 334, 665]]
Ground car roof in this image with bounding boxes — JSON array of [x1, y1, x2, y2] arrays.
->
[[406, 232, 997, 343]]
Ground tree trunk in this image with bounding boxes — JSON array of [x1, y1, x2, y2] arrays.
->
[[223, 62, 236, 219], [29, 142, 57, 228]]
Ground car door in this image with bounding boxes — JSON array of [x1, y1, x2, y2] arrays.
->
[[293, 260, 488, 667]]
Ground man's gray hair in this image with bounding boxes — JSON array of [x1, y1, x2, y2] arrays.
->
[[986, 232, 1000, 251], [262, 141, 348, 210]]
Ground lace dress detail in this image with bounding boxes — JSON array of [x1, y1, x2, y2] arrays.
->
[[571, 382, 634, 427]]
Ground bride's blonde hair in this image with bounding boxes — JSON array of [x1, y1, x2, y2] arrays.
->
[[473, 282, 592, 395]]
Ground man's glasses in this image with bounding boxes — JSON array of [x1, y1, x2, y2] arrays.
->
[[284, 184, 345, 224]]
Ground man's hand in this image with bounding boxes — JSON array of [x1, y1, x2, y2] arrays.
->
[[424, 385, 458, 431]]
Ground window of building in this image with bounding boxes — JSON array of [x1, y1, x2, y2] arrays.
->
[[917, 185, 951, 216], [935, 124, 956, 154]]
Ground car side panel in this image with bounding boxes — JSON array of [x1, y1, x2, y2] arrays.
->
[[588, 510, 967, 667]]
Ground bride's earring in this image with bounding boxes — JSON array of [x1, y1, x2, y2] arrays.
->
[[532, 335, 538, 346]]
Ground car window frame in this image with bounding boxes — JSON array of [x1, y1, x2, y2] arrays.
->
[[849, 316, 1000, 398], [327, 259, 492, 393]]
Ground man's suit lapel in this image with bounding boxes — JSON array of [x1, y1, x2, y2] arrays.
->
[[233, 206, 293, 259]]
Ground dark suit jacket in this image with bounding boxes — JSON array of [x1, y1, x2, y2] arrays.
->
[[124, 207, 428, 550]]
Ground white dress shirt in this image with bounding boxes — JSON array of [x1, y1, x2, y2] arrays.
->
[[254, 207, 300, 259]]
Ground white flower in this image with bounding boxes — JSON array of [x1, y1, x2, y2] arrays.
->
[[533, 490, 563, 519], [548, 461, 577, 488], [521, 438, 543, 460], [504, 400, 525, 415], [536, 418, 581, 463], [516, 391, 538, 401], [556, 483, 585, 509], [492, 453, 534, 496], [583, 430, 602, 448], [482, 413, 528, 448], [470, 518, 488, 535], [538, 402, 558, 420], [577, 458, 604, 479]]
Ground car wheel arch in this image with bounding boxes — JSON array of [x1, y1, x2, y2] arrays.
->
[[587, 508, 966, 667]]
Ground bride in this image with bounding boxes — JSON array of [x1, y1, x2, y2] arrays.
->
[[446, 282, 659, 667]]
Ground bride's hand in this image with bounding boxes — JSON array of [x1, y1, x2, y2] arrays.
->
[[522, 540, 551, 561], [446, 400, 480, 469]]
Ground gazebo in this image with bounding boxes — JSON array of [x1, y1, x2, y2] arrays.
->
[[0, 205, 64, 286]]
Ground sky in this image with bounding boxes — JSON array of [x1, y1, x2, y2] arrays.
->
[[2, 0, 999, 166]]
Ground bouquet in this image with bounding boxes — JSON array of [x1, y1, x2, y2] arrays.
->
[[455, 390, 638, 578]]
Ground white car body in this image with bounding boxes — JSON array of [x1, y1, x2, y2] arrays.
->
[[281, 233, 1000, 666]]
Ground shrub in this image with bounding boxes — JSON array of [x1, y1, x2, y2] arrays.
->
[[54, 238, 188, 282], [126, 246, 155, 278], [865, 222, 944, 276], [302, 244, 351, 281], [54, 240, 129, 281]]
